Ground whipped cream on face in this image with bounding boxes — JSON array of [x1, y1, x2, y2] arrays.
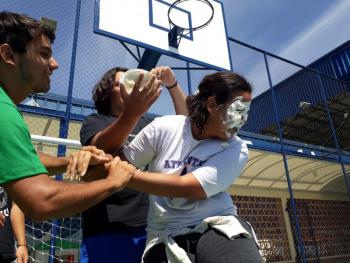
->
[[222, 96, 251, 137]]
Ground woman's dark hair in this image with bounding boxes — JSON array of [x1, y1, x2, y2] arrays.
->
[[0, 11, 55, 54], [92, 67, 128, 115], [186, 71, 252, 133]]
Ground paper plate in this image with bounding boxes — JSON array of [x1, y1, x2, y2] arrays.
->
[[120, 69, 153, 94]]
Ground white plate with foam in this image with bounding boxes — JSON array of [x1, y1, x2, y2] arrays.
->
[[120, 69, 153, 93]]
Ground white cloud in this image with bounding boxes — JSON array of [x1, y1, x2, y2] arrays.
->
[[247, 0, 350, 96], [279, 0, 350, 63]]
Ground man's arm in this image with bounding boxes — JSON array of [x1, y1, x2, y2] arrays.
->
[[11, 202, 28, 263], [4, 157, 134, 221], [39, 146, 111, 179], [37, 151, 68, 175], [90, 75, 161, 153], [83, 155, 206, 200]]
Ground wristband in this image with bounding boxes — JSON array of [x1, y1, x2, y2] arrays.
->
[[166, 80, 178, 90], [17, 244, 27, 248]]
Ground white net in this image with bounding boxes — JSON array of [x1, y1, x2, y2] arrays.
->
[[26, 136, 82, 263], [26, 216, 82, 263]]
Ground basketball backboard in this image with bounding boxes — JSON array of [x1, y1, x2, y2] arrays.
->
[[94, 0, 232, 71]]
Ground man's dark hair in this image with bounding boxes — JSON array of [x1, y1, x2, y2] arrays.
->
[[186, 71, 252, 133], [92, 67, 129, 115], [0, 11, 55, 54]]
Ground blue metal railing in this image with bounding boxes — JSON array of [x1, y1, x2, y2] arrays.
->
[[264, 53, 307, 263]]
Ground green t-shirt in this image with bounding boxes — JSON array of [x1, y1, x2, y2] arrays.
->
[[0, 87, 47, 185]]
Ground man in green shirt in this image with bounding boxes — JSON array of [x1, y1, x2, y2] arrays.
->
[[0, 11, 153, 221]]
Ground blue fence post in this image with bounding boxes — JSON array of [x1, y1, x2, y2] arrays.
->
[[48, 118, 66, 263], [264, 53, 307, 263], [186, 62, 192, 95], [316, 74, 350, 199], [48, 0, 82, 262]]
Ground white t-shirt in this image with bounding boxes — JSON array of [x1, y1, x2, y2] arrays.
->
[[123, 115, 249, 231]]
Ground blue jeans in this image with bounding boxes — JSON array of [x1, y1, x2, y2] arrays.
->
[[80, 226, 146, 263]]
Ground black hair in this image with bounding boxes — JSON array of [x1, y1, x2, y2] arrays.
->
[[92, 67, 128, 115], [186, 71, 252, 133], [0, 11, 55, 54]]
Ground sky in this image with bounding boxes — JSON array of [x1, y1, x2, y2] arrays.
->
[[2, 0, 350, 114], [221, 0, 350, 96]]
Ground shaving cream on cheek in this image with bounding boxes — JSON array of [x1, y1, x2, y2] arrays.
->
[[221, 97, 251, 137]]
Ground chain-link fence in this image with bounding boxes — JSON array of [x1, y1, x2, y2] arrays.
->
[[1, 0, 350, 262]]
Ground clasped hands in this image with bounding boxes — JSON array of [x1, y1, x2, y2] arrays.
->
[[66, 146, 136, 186]]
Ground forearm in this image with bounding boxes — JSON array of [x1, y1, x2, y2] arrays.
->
[[38, 180, 117, 219], [38, 151, 68, 175], [5, 174, 120, 221], [169, 83, 188, 115], [10, 202, 26, 246], [91, 112, 140, 153], [127, 170, 205, 199]]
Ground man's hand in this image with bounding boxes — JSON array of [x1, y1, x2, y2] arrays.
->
[[0, 212, 5, 227], [81, 163, 109, 182], [106, 157, 136, 192], [66, 146, 112, 180], [16, 245, 28, 263], [151, 66, 176, 88], [121, 73, 162, 118]]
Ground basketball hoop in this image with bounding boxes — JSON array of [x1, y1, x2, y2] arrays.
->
[[168, 0, 214, 49]]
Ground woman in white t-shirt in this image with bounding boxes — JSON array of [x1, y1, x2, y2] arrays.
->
[[119, 71, 263, 263]]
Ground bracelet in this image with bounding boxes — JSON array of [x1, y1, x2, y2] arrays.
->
[[17, 244, 27, 248], [166, 80, 178, 90]]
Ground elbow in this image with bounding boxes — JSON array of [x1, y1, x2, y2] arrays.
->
[[27, 211, 46, 222], [183, 189, 206, 200], [9, 199, 49, 222], [6, 174, 61, 222], [91, 134, 121, 154], [178, 177, 206, 200], [25, 202, 54, 222], [23, 187, 59, 222], [95, 141, 120, 154], [179, 185, 206, 200]]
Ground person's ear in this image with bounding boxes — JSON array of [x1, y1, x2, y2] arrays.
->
[[0, 44, 17, 66], [207, 96, 218, 113]]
